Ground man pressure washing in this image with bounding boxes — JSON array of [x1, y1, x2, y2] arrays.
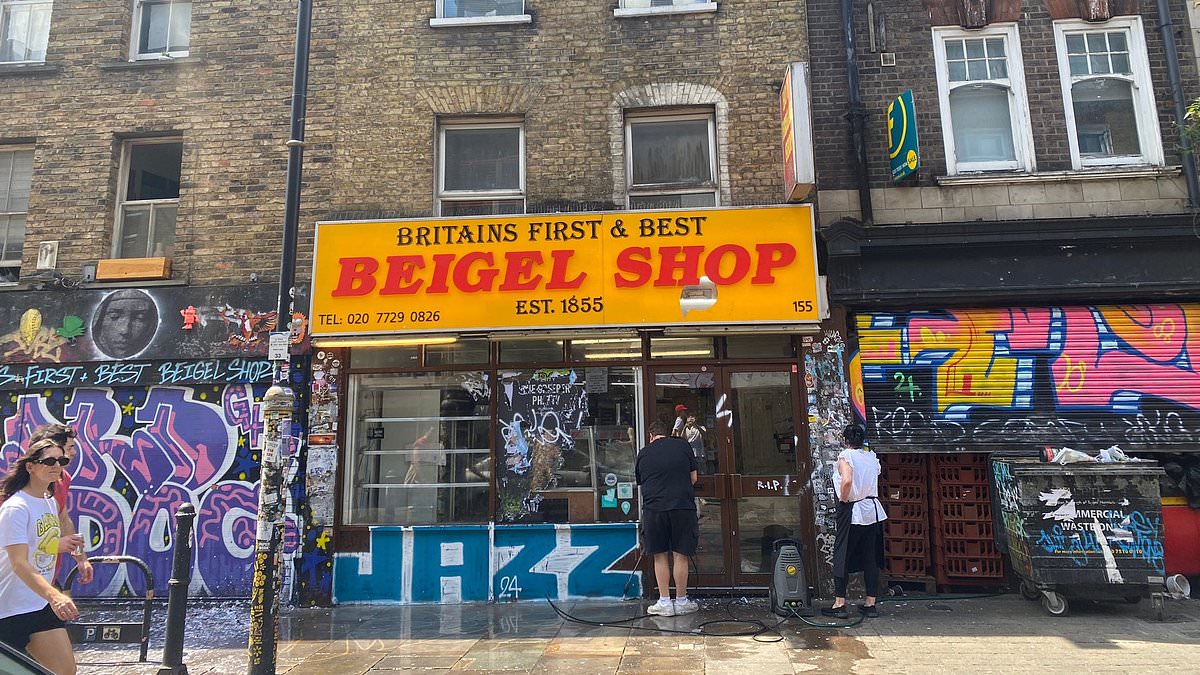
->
[[635, 419, 699, 617]]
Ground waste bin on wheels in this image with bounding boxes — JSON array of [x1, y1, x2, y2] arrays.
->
[[991, 458, 1166, 617]]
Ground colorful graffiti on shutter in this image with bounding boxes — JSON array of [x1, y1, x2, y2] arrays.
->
[[855, 304, 1200, 451], [1, 384, 331, 602]]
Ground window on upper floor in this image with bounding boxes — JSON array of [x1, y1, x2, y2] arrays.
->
[[616, 0, 718, 16], [115, 139, 180, 259], [932, 25, 1034, 175], [1054, 17, 1163, 168], [438, 0, 523, 18], [625, 111, 719, 209], [437, 120, 525, 217], [131, 0, 191, 60], [0, 147, 32, 284], [0, 0, 51, 64]]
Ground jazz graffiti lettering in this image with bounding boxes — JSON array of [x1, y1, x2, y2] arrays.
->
[[333, 524, 639, 603], [0, 385, 301, 597], [857, 305, 1200, 449]]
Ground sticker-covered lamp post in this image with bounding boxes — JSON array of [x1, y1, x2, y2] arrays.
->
[[248, 0, 312, 672]]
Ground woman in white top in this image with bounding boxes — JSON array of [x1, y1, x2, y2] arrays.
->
[[823, 424, 887, 620], [0, 438, 81, 674]]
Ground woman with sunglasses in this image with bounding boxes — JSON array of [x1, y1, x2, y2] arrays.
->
[[0, 438, 80, 674], [29, 424, 92, 587]]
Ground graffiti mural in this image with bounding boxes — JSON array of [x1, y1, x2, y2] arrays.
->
[[0, 384, 315, 599], [802, 327, 854, 595], [496, 370, 589, 522], [857, 305, 1200, 452], [332, 523, 640, 603], [0, 285, 308, 364]]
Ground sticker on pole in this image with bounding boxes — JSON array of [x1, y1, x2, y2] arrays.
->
[[268, 331, 290, 361]]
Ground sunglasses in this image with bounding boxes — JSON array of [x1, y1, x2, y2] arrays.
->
[[33, 457, 70, 467]]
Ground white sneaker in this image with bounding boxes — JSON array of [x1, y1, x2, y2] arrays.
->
[[647, 599, 676, 617], [674, 597, 699, 615]]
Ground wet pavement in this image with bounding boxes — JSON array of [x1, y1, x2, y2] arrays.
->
[[72, 593, 1200, 674]]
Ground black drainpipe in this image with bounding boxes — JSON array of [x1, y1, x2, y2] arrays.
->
[[1156, 0, 1200, 208], [841, 0, 873, 223]]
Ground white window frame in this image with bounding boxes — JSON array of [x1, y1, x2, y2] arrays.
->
[[0, 0, 52, 64], [614, 0, 718, 19], [129, 0, 190, 60], [624, 110, 720, 209], [1053, 17, 1163, 169], [932, 24, 1035, 175], [0, 146, 33, 285], [437, 119, 525, 216], [113, 138, 181, 259], [430, 0, 531, 27]]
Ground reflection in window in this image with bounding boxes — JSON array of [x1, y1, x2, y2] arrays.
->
[[498, 338, 564, 364], [347, 372, 492, 525], [1055, 19, 1161, 167], [731, 371, 795, 475], [1, 0, 52, 63], [626, 113, 718, 208], [439, 122, 524, 216]]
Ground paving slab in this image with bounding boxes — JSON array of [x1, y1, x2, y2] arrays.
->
[[63, 594, 1200, 674]]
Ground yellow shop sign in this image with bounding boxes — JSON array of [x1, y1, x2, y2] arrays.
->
[[310, 205, 819, 336]]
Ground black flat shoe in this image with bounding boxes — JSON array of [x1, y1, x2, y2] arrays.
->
[[861, 604, 879, 618], [820, 605, 849, 619]]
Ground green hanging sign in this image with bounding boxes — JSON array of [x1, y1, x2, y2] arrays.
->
[[887, 90, 920, 182]]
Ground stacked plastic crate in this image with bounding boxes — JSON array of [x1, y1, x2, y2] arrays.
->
[[932, 454, 1004, 585], [878, 454, 932, 581]]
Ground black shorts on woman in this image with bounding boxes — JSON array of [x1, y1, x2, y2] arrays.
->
[[0, 604, 64, 651]]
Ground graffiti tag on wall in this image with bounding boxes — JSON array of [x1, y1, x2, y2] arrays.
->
[[0, 386, 298, 598], [333, 523, 639, 603], [857, 305, 1200, 451]]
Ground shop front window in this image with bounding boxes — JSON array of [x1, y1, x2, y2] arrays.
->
[[495, 366, 641, 523], [346, 371, 492, 525]]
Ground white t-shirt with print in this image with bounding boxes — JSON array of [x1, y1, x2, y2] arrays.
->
[[0, 490, 59, 619]]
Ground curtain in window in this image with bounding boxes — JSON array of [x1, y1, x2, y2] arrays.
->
[[949, 85, 1015, 163]]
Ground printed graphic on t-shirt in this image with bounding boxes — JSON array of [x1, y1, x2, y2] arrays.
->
[[34, 512, 60, 573]]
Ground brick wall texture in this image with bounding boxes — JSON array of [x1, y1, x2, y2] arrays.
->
[[808, 0, 1200, 191], [2, 1, 811, 286]]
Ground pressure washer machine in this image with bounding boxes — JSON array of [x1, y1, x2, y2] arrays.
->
[[768, 539, 812, 616]]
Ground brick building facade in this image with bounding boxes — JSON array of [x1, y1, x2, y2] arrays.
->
[[809, 0, 1200, 593]]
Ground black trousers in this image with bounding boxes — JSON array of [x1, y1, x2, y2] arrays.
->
[[834, 523, 882, 597]]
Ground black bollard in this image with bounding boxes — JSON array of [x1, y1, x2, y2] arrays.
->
[[157, 502, 196, 675]]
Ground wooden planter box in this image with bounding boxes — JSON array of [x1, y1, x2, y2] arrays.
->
[[95, 257, 173, 281]]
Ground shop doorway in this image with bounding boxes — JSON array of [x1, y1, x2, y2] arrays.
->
[[647, 365, 808, 591]]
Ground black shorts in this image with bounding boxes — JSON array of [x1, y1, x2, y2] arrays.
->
[[641, 508, 699, 556], [0, 604, 64, 651]]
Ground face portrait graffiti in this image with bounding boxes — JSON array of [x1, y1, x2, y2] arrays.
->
[[92, 289, 159, 358]]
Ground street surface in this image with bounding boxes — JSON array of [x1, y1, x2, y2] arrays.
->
[[73, 593, 1200, 674]]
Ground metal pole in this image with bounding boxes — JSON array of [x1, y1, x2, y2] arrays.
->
[[841, 0, 873, 223], [1155, 0, 1200, 208], [248, 1, 312, 673], [158, 503, 196, 675]]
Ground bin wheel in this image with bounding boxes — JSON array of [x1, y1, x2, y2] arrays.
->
[[1019, 581, 1041, 601], [1123, 594, 1142, 604], [1041, 591, 1069, 617]]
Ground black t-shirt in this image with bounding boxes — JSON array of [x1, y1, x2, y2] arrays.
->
[[636, 436, 697, 511]]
